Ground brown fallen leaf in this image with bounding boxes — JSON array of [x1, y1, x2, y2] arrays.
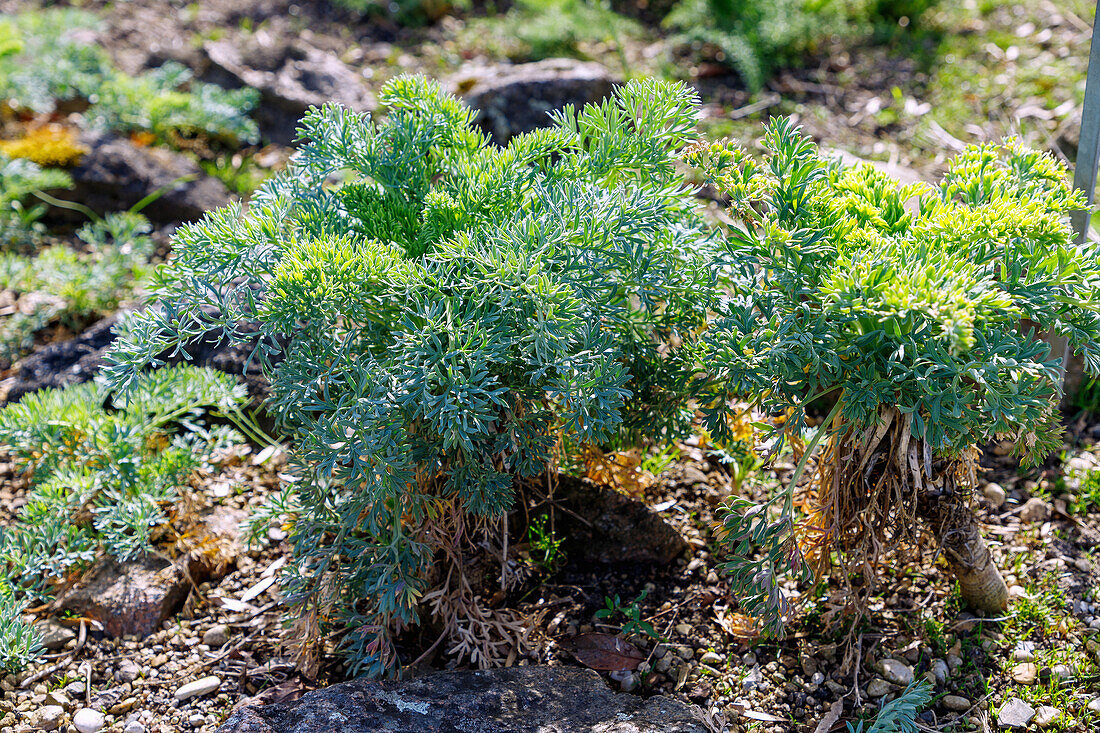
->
[[813, 699, 845, 733], [561, 633, 645, 671]]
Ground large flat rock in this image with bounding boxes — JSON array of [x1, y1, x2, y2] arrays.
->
[[218, 666, 707, 733]]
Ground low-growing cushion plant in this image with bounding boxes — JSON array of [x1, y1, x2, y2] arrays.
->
[[0, 212, 153, 368], [690, 120, 1100, 630], [105, 75, 717, 676], [0, 366, 248, 673]]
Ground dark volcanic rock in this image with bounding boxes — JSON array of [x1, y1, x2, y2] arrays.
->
[[1, 315, 119, 403], [204, 35, 377, 144], [553, 475, 688, 566], [51, 132, 230, 224], [1, 313, 270, 404], [450, 59, 619, 145], [218, 666, 707, 733]]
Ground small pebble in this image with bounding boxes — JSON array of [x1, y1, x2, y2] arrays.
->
[[1019, 497, 1051, 523], [174, 676, 222, 701], [930, 658, 949, 686], [1010, 662, 1037, 685], [32, 706, 65, 731], [202, 625, 230, 648], [866, 678, 892, 697], [73, 709, 105, 733], [1033, 705, 1061, 728], [983, 483, 1006, 507], [875, 658, 914, 685], [942, 695, 969, 712], [1011, 641, 1035, 662], [116, 659, 141, 683]]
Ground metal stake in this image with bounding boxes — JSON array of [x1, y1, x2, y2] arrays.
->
[[1071, 0, 1100, 242]]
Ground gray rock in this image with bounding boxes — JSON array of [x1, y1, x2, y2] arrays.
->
[[930, 658, 949, 686], [116, 659, 141, 683], [36, 620, 76, 652], [609, 669, 639, 693], [204, 36, 376, 145], [451, 59, 619, 145], [1011, 641, 1035, 662], [875, 658, 914, 686], [123, 722, 147, 733], [44, 689, 70, 708], [1087, 696, 1100, 713], [983, 483, 1007, 508], [1010, 662, 1037, 685], [217, 666, 707, 732], [54, 132, 230, 224], [203, 624, 231, 648], [681, 466, 709, 487], [700, 651, 723, 666], [866, 678, 892, 697], [32, 705, 65, 731], [1046, 664, 1072, 682], [942, 695, 970, 712], [741, 665, 763, 692], [73, 708, 106, 733], [1019, 497, 1052, 523], [997, 698, 1035, 729], [2, 313, 271, 404]]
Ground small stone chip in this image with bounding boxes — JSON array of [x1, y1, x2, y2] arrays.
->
[[998, 698, 1036, 729]]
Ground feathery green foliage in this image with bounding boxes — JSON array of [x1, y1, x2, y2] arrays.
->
[[0, 9, 258, 145], [0, 212, 153, 367], [0, 366, 248, 673], [848, 680, 932, 733], [663, 0, 940, 91], [0, 152, 71, 251], [469, 0, 642, 64], [105, 75, 715, 676], [0, 588, 41, 674], [0, 366, 247, 594], [691, 119, 1100, 630]]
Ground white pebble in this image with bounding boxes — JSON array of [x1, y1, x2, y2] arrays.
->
[[174, 675, 222, 701], [73, 709, 106, 733]]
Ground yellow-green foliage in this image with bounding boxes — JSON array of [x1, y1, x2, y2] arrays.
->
[[0, 126, 87, 168]]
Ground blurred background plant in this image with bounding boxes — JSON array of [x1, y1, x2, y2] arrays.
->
[[0, 9, 259, 148]]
